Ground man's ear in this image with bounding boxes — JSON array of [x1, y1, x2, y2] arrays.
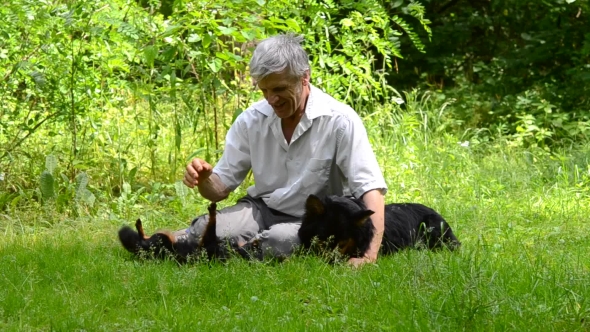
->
[[353, 210, 375, 227], [305, 194, 325, 215], [301, 70, 310, 86]]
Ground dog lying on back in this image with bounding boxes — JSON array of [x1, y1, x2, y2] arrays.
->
[[118, 203, 258, 263], [298, 195, 461, 258]]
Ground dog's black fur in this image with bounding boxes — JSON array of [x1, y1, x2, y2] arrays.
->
[[118, 202, 261, 263], [298, 195, 461, 258]]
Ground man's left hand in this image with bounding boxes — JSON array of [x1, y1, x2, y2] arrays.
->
[[347, 256, 376, 268]]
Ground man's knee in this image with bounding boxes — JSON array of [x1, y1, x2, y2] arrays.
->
[[258, 223, 301, 258], [189, 202, 260, 245]]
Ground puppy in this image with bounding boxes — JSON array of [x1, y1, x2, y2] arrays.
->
[[118, 202, 242, 263], [298, 195, 461, 258]]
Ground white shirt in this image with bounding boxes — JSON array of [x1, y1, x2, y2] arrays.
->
[[213, 85, 388, 217]]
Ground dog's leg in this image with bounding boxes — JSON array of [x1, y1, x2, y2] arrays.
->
[[200, 202, 230, 261], [135, 218, 150, 240], [199, 202, 218, 248]]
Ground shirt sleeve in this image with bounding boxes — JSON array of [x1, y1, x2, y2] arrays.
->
[[212, 114, 252, 191], [335, 110, 388, 198]]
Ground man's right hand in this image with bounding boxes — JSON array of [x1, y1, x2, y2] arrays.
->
[[183, 158, 213, 188]]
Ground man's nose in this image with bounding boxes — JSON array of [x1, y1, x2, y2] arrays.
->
[[267, 94, 279, 105]]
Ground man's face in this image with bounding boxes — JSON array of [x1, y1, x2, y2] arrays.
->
[[257, 71, 308, 119]]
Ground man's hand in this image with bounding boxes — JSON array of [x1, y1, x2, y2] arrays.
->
[[348, 256, 376, 268], [183, 158, 213, 188]]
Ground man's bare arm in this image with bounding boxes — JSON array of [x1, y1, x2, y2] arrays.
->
[[196, 173, 231, 202], [349, 189, 385, 267], [183, 158, 231, 202]]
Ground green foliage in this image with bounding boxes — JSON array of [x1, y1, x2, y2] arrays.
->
[[1, 113, 589, 330], [291, 0, 432, 107], [34, 154, 96, 216], [394, 0, 590, 142], [39, 171, 54, 200], [0, 0, 588, 218], [0, 0, 432, 208]]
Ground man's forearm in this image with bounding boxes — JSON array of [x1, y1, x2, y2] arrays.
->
[[197, 173, 231, 202], [362, 189, 385, 261]]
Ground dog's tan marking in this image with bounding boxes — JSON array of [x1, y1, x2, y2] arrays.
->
[[305, 195, 325, 216], [135, 219, 176, 243], [157, 231, 175, 244], [338, 238, 356, 256]]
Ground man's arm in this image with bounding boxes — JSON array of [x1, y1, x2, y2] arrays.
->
[[184, 113, 252, 202], [197, 173, 231, 202], [349, 189, 385, 267], [331, 108, 388, 267], [183, 158, 232, 202]]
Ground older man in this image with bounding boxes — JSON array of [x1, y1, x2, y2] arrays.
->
[[181, 33, 387, 266]]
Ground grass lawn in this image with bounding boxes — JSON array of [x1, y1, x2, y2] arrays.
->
[[1, 126, 589, 331]]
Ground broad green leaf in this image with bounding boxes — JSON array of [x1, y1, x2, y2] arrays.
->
[[40, 171, 54, 199], [75, 172, 88, 199], [208, 58, 223, 73], [215, 52, 230, 61], [187, 34, 201, 43], [128, 167, 138, 184], [285, 19, 301, 32], [45, 155, 57, 174], [241, 29, 258, 41], [231, 108, 243, 124], [81, 188, 96, 207], [202, 34, 212, 48], [144, 45, 157, 68], [174, 180, 189, 198], [218, 26, 237, 36]]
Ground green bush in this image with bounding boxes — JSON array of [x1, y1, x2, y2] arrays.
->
[[0, 0, 432, 211]]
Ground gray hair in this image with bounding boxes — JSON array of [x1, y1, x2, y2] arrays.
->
[[249, 33, 311, 82]]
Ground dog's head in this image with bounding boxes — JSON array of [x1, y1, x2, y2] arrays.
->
[[298, 194, 376, 258]]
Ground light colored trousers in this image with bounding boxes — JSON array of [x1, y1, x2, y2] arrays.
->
[[178, 201, 301, 258]]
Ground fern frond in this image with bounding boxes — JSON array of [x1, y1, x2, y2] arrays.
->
[[391, 15, 426, 53]]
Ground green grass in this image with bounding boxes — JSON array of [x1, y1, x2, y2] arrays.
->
[[1, 219, 588, 331], [2, 111, 590, 331]]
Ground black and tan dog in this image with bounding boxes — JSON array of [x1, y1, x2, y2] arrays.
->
[[298, 195, 461, 259], [118, 203, 260, 263]]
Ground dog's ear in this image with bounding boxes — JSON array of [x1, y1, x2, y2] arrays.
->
[[353, 210, 375, 227], [305, 194, 325, 216]]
